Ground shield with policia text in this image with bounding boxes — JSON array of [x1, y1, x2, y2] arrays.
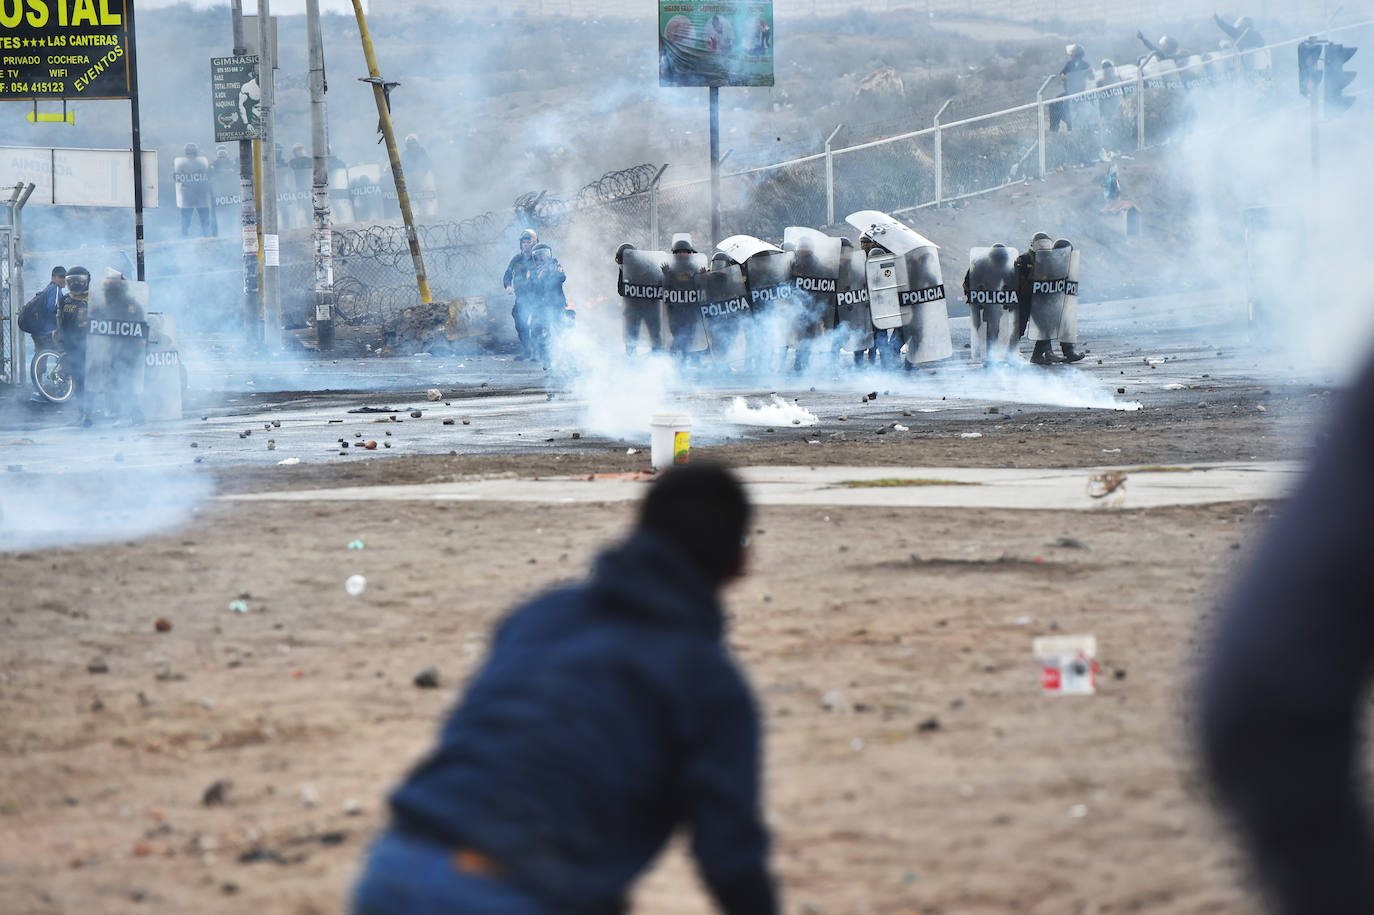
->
[[1025, 245, 1074, 342], [621, 248, 669, 348], [966, 246, 1021, 364], [835, 245, 874, 353], [784, 226, 841, 332], [845, 210, 952, 364], [662, 251, 710, 353], [85, 270, 149, 397], [697, 261, 750, 356]]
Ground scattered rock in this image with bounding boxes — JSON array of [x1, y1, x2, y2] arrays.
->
[[299, 785, 319, 809], [363, 441, 378, 450], [413, 666, 440, 689], [87, 657, 109, 674], [442, 418, 455, 425], [409, 410, 423, 419], [461, 419, 471, 425], [1114, 668, 1127, 680], [202, 780, 232, 807], [917, 716, 941, 733], [1049, 537, 1089, 550], [238, 847, 286, 865], [154, 617, 172, 633], [342, 798, 364, 816], [426, 389, 442, 401], [570, 432, 581, 440], [1117, 387, 1126, 394], [820, 690, 846, 712]]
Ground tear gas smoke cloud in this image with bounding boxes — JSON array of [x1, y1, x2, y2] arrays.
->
[[726, 394, 819, 426]]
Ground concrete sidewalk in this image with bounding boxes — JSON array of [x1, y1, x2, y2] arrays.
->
[[225, 461, 1302, 511]]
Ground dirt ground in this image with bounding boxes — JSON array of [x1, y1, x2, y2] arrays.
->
[[0, 410, 1293, 914]]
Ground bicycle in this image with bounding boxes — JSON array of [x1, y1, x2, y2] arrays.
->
[[29, 346, 75, 404]]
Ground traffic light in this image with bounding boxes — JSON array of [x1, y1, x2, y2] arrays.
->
[[1324, 43, 1357, 114], [1298, 39, 1323, 96]]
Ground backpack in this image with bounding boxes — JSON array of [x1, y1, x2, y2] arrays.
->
[[17, 288, 55, 336]]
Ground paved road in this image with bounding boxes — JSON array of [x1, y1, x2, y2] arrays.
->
[[0, 292, 1284, 478]]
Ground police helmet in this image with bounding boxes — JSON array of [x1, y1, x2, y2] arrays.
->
[[1158, 36, 1179, 56], [988, 244, 1011, 265], [1066, 44, 1085, 59], [671, 238, 695, 254], [1031, 231, 1052, 243], [1101, 58, 1116, 69], [839, 237, 854, 249], [65, 266, 90, 294], [519, 228, 538, 244], [1053, 238, 1073, 249], [615, 243, 634, 264], [710, 251, 732, 268]]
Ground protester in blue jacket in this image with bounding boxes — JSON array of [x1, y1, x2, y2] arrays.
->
[[352, 464, 778, 915]]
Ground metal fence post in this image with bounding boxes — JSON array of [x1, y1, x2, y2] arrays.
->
[[824, 123, 842, 226], [933, 99, 952, 205], [1036, 75, 1054, 178], [648, 164, 667, 250], [1137, 68, 1146, 150]]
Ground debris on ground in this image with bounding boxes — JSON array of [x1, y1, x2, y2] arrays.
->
[[413, 666, 441, 689], [154, 617, 172, 632], [86, 657, 109, 675], [426, 389, 442, 401], [345, 575, 367, 597], [201, 779, 232, 807]]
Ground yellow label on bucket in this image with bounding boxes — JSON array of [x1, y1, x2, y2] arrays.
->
[[673, 430, 691, 465]]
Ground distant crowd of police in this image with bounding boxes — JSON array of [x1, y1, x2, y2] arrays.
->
[[590, 211, 1083, 372]]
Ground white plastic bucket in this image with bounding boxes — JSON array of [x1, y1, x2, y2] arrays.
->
[[649, 413, 691, 470], [1032, 635, 1100, 695]]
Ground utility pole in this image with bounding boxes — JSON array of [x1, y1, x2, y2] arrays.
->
[[306, 0, 334, 350], [230, 0, 259, 342], [258, 0, 281, 348], [126, 0, 145, 281], [350, 0, 431, 304], [709, 85, 720, 244]]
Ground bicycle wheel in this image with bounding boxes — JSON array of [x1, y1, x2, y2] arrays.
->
[[30, 350, 74, 403]]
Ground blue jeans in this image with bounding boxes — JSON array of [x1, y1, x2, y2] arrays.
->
[[352, 829, 549, 915]]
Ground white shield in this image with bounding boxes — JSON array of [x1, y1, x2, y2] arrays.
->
[[717, 234, 781, 264]]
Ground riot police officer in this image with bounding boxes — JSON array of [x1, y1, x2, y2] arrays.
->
[[503, 229, 539, 361], [528, 243, 568, 368], [661, 237, 707, 362], [57, 266, 92, 426]]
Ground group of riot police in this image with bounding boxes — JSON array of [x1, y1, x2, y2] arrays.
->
[[611, 211, 1083, 372]]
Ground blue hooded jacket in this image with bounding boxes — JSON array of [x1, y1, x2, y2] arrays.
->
[[388, 532, 775, 915]]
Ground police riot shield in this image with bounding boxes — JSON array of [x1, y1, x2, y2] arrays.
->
[[621, 249, 669, 350], [966, 246, 1021, 364], [743, 248, 796, 348], [697, 262, 749, 357], [845, 210, 938, 332], [85, 271, 150, 399], [1025, 246, 1074, 341], [898, 246, 952, 364], [1057, 248, 1081, 344], [835, 247, 874, 353], [142, 312, 183, 421], [173, 155, 212, 211], [717, 234, 780, 265], [662, 252, 710, 354], [784, 227, 842, 333]]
